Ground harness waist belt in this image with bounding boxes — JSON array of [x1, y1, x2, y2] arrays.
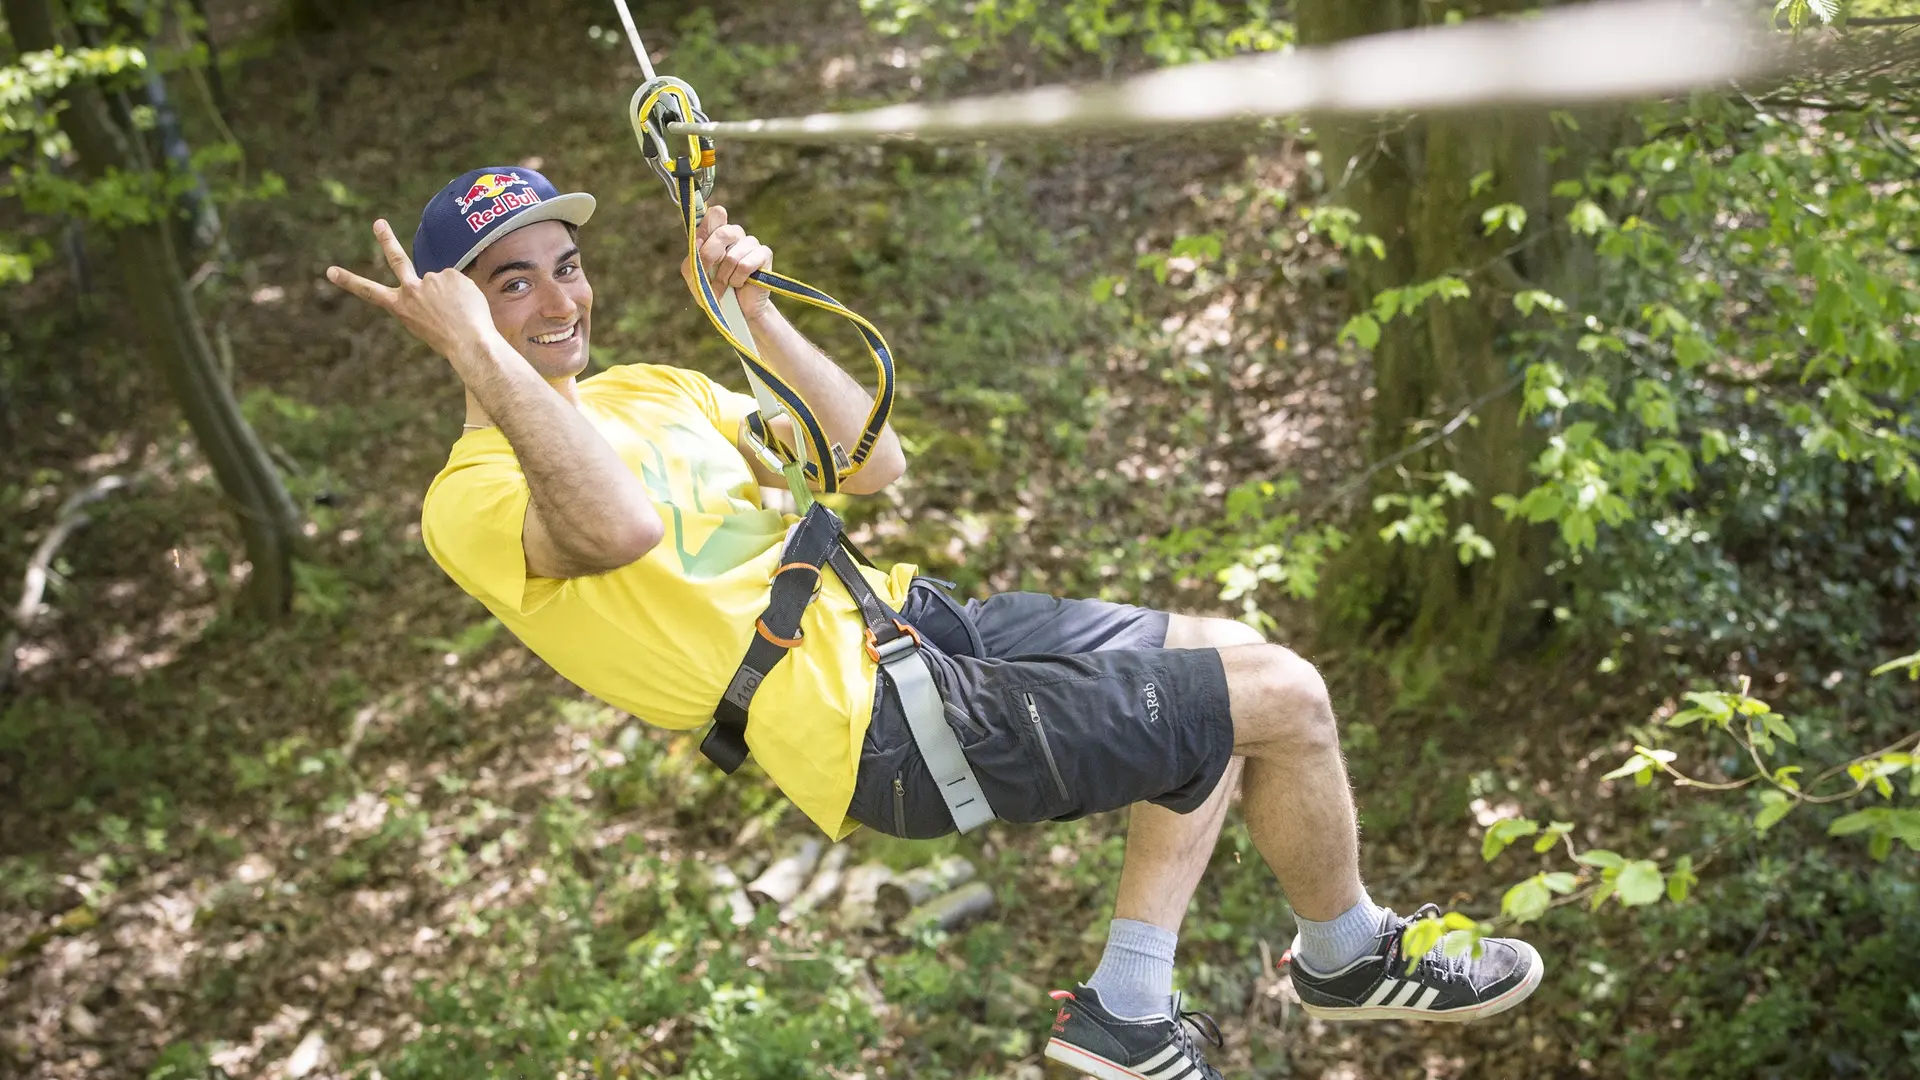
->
[[701, 503, 995, 834]]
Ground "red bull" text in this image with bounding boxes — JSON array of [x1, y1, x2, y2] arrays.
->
[[465, 187, 544, 232]]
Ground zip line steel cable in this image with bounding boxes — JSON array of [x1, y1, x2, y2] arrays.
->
[[652, 1, 1782, 143], [605, 0, 1780, 503]]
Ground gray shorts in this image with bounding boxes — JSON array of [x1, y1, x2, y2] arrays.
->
[[846, 582, 1235, 839]]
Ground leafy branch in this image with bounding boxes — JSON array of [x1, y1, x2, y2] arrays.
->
[[1603, 672, 1920, 858]]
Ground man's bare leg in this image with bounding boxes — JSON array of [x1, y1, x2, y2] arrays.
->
[[1113, 615, 1363, 928], [1110, 615, 1261, 931], [1080, 616, 1368, 1019]]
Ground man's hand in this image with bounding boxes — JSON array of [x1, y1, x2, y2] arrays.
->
[[327, 219, 500, 364], [680, 204, 774, 318]]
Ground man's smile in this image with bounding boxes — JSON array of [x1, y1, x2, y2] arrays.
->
[[531, 321, 580, 345]]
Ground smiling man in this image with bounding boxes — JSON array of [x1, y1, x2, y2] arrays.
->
[[327, 166, 1544, 1080]]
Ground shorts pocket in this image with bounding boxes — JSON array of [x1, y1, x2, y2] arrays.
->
[[1021, 691, 1072, 805]]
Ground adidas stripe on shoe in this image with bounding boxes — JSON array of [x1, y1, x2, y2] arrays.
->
[[1287, 903, 1544, 1023], [1043, 985, 1224, 1080]]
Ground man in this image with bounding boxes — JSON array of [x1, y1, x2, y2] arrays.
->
[[327, 166, 1545, 1080]]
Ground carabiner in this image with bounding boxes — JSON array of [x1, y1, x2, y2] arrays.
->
[[630, 76, 716, 209]]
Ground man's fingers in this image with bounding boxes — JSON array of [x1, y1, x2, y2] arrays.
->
[[722, 237, 771, 286], [326, 265, 397, 308], [699, 204, 729, 240], [373, 219, 420, 285], [701, 224, 746, 266]]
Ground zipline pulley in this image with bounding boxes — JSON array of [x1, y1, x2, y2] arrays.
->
[[630, 76, 716, 210]]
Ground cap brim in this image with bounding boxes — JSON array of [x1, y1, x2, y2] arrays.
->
[[449, 192, 597, 272]]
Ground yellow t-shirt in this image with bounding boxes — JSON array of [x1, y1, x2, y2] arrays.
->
[[420, 363, 915, 838]]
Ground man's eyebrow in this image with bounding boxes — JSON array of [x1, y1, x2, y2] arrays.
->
[[486, 259, 538, 283], [485, 247, 581, 283]]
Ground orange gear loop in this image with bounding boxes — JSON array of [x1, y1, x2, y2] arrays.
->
[[756, 619, 804, 650]]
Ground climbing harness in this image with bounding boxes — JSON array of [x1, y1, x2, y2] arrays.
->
[[705, 501, 994, 834], [610, 0, 993, 834]]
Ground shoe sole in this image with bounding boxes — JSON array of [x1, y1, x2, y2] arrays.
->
[[1044, 1038, 1171, 1080], [1298, 939, 1545, 1023]]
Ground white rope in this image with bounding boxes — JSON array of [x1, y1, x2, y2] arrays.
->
[[666, 0, 1779, 144], [611, 0, 656, 82]]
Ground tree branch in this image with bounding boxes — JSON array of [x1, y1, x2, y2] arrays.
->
[[0, 473, 141, 695]]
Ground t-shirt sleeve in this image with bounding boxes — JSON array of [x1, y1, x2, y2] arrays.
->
[[683, 368, 760, 442], [421, 449, 551, 615]]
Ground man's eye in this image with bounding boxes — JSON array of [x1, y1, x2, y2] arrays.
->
[[503, 279, 529, 294], [558, 263, 579, 278]]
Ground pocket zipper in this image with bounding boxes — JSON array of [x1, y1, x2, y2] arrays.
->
[[893, 774, 908, 837], [1024, 692, 1072, 803]]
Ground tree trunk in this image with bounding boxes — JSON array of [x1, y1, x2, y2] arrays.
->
[[6, 0, 303, 617], [1296, 0, 1614, 665]]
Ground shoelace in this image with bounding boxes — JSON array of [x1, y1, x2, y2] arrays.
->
[[1385, 903, 1474, 984], [1169, 994, 1226, 1079]]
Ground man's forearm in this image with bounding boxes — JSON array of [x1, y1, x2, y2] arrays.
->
[[452, 334, 662, 557], [744, 302, 905, 488]]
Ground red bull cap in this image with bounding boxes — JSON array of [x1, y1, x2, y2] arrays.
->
[[411, 166, 595, 276]]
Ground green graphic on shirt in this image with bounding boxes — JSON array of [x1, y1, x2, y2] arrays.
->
[[637, 424, 784, 581]]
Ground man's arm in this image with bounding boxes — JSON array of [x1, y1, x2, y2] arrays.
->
[[452, 334, 663, 578], [689, 206, 907, 495], [329, 220, 660, 579]]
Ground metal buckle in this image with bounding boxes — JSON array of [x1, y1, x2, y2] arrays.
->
[[865, 619, 923, 664]]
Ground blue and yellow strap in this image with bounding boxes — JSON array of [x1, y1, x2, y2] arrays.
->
[[636, 80, 898, 509]]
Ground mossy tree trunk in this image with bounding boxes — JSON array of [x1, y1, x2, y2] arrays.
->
[[1296, 0, 1617, 664], [6, 0, 304, 617]]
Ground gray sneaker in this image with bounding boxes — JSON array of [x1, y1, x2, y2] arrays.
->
[[1286, 904, 1544, 1022], [1043, 985, 1224, 1080]]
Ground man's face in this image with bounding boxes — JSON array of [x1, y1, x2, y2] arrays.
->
[[466, 221, 592, 381]]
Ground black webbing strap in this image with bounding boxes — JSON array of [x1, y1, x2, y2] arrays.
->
[[701, 502, 845, 773], [700, 504, 998, 833]]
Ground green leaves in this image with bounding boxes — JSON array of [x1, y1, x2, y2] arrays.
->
[[1754, 789, 1794, 833], [1513, 289, 1567, 316], [1482, 818, 1540, 862], [1602, 745, 1677, 787], [1398, 910, 1489, 974], [1774, 0, 1839, 29], [1481, 202, 1528, 235], [1567, 199, 1613, 235], [1828, 808, 1920, 861], [1339, 313, 1381, 350], [1303, 205, 1385, 260], [1500, 872, 1576, 923], [1452, 524, 1495, 565], [1666, 855, 1697, 903], [1614, 861, 1665, 907]]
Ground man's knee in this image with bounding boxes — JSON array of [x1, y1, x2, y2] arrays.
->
[[1223, 643, 1337, 753], [1165, 613, 1266, 650]]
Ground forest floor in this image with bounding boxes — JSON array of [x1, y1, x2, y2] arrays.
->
[[1, 2, 1659, 1078]]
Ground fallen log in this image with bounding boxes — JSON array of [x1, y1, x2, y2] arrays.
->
[[893, 880, 995, 935], [705, 864, 756, 928], [783, 844, 849, 922], [837, 863, 897, 931], [876, 855, 976, 922], [746, 837, 822, 907]]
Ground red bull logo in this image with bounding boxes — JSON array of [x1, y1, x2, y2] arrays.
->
[[455, 171, 542, 232]]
